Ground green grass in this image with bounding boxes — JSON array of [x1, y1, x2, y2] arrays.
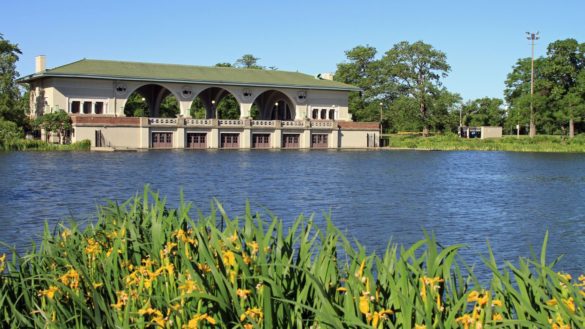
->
[[0, 187, 583, 328], [0, 139, 91, 151], [386, 134, 585, 153]]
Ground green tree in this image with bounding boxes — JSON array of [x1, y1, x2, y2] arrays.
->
[[124, 93, 149, 117], [334, 45, 384, 122], [381, 41, 451, 136], [158, 96, 179, 118], [235, 54, 263, 69], [542, 39, 585, 138], [0, 34, 26, 127], [0, 118, 23, 149], [461, 97, 505, 127], [36, 110, 72, 144]]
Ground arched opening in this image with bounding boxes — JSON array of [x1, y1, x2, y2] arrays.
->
[[124, 84, 179, 117], [252, 90, 295, 120], [329, 109, 336, 120], [190, 87, 240, 119]]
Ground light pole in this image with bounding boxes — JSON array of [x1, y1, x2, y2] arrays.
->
[[211, 99, 216, 119], [526, 31, 539, 137]]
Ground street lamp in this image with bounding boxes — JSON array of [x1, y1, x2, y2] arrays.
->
[[526, 31, 539, 137], [211, 99, 216, 119]]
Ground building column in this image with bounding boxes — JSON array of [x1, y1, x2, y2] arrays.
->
[[240, 102, 252, 119]]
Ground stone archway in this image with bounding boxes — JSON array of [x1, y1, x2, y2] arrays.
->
[[124, 84, 180, 117], [190, 87, 240, 119], [252, 90, 295, 120]]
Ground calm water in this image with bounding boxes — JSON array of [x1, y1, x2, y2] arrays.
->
[[1, 150, 585, 276]]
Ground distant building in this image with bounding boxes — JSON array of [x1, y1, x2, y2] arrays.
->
[[19, 57, 380, 149]]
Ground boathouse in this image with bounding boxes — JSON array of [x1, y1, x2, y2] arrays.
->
[[19, 56, 380, 149]]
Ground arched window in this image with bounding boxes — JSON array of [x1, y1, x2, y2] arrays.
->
[[312, 109, 319, 119], [320, 109, 327, 120], [328, 109, 335, 120]]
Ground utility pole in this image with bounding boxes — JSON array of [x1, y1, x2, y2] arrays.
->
[[526, 31, 539, 137]]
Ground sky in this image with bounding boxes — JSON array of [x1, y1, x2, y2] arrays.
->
[[3, 0, 584, 102]]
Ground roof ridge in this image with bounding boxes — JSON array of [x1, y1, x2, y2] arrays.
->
[[79, 58, 312, 77], [46, 58, 88, 72]]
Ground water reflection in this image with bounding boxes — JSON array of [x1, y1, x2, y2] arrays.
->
[[1, 150, 584, 277]]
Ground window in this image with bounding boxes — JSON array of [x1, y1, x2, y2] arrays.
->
[[312, 109, 319, 119], [329, 109, 335, 120], [152, 132, 173, 148], [83, 102, 92, 114], [320, 109, 327, 120], [95, 102, 104, 114], [221, 133, 240, 148], [71, 101, 80, 114]]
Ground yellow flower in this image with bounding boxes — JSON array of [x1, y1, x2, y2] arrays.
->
[[248, 241, 259, 255], [111, 290, 129, 310], [371, 309, 394, 327], [415, 324, 426, 329], [60, 268, 80, 290], [237, 288, 251, 299], [336, 287, 347, 293], [60, 229, 72, 241], [93, 282, 103, 289], [492, 299, 503, 307], [547, 298, 558, 306], [0, 253, 5, 272], [198, 263, 211, 273], [85, 238, 102, 257], [455, 313, 473, 329], [467, 291, 480, 303], [229, 231, 239, 243], [492, 313, 503, 321], [240, 307, 263, 322], [563, 297, 575, 313], [222, 250, 236, 267], [359, 295, 370, 315], [179, 279, 199, 295], [243, 324, 253, 329], [558, 272, 572, 282], [355, 259, 366, 279], [183, 313, 216, 328], [40, 286, 59, 300]]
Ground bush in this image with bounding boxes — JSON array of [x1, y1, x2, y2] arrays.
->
[[0, 119, 23, 149]]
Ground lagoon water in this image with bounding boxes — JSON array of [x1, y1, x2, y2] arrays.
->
[[1, 150, 585, 276]]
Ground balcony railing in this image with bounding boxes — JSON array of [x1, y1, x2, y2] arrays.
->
[[148, 118, 177, 125], [147, 118, 337, 130], [185, 119, 212, 126]]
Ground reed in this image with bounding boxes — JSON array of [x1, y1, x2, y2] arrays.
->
[[0, 188, 583, 328], [388, 134, 585, 153], [0, 139, 91, 151]]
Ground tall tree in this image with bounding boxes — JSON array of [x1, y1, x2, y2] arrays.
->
[[0, 34, 26, 127], [542, 39, 585, 138], [381, 41, 451, 136], [334, 45, 383, 122]]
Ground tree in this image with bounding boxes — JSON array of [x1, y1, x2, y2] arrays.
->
[[0, 118, 23, 149], [235, 54, 263, 69], [381, 41, 451, 136], [36, 110, 72, 144], [334, 45, 384, 122], [123, 93, 149, 117], [461, 97, 505, 127], [0, 34, 26, 127], [542, 39, 585, 138]]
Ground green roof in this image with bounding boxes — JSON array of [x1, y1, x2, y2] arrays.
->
[[18, 59, 359, 91]]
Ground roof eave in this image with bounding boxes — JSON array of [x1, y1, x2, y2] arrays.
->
[[17, 72, 360, 92]]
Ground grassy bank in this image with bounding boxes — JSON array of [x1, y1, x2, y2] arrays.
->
[[0, 139, 91, 151], [1, 189, 583, 328], [386, 134, 585, 153]]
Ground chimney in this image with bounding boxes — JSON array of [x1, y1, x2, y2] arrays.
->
[[35, 55, 46, 73]]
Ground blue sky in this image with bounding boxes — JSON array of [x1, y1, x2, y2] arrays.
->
[[3, 0, 584, 101]]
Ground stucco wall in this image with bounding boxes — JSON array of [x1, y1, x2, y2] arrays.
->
[[338, 130, 379, 148]]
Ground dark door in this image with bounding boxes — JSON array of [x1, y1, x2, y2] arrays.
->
[[282, 134, 300, 148], [152, 132, 173, 148], [186, 133, 207, 149], [221, 133, 240, 149], [311, 134, 328, 148], [252, 134, 270, 148]]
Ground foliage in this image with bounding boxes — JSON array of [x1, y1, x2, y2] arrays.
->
[[235, 54, 263, 69], [0, 34, 27, 128], [0, 139, 90, 151], [159, 96, 179, 118], [461, 97, 505, 127], [34, 110, 72, 144], [0, 118, 23, 148], [1, 188, 584, 328], [124, 93, 149, 117], [505, 38, 585, 137]]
